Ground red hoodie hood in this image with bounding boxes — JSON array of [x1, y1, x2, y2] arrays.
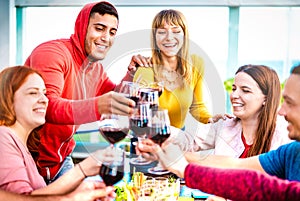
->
[[70, 2, 96, 65], [70, 1, 118, 66]]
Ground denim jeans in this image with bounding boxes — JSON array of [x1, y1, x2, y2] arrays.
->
[[46, 156, 74, 184]]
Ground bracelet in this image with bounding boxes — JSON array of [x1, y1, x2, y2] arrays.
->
[[77, 163, 88, 178]]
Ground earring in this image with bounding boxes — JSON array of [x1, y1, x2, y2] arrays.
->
[[263, 102, 266, 106]]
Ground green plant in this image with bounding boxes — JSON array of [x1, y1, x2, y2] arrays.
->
[[224, 77, 234, 94]]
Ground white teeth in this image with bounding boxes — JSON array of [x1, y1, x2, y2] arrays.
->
[[97, 45, 106, 50], [163, 44, 175, 47], [34, 108, 46, 113], [232, 103, 243, 107]]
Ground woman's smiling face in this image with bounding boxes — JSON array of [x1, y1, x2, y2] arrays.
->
[[13, 73, 48, 130], [230, 72, 266, 121], [155, 23, 184, 58]]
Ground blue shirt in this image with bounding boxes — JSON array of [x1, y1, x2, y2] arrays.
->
[[259, 141, 300, 181]]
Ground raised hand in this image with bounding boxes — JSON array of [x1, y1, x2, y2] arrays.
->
[[128, 54, 152, 72], [97, 91, 135, 116]]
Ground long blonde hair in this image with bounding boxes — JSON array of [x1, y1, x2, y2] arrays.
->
[[151, 9, 193, 85]]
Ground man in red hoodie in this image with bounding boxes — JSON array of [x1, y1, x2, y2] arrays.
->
[[25, 1, 143, 183]]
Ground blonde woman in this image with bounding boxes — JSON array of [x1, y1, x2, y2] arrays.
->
[[129, 9, 214, 129]]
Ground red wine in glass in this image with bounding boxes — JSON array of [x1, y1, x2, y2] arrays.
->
[[147, 108, 171, 146], [129, 96, 140, 105], [139, 88, 159, 109], [99, 163, 124, 186], [129, 103, 152, 165], [149, 133, 171, 146], [98, 115, 128, 185], [98, 146, 125, 186], [99, 127, 129, 144], [148, 124, 171, 146], [147, 108, 171, 175], [129, 117, 149, 137], [120, 81, 140, 106]]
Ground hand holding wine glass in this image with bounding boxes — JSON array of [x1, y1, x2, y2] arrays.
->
[[130, 103, 151, 138], [99, 146, 125, 186], [147, 108, 171, 175], [129, 103, 152, 165], [76, 145, 123, 179], [98, 114, 129, 186], [147, 108, 171, 146], [98, 114, 129, 145], [119, 81, 140, 106]]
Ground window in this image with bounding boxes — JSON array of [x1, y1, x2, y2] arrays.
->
[[18, 4, 300, 114], [238, 7, 300, 82]]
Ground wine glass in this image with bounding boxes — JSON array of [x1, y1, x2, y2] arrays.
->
[[119, 81, 140, 106], [99, 147, 125, 186], [98, 114, 129, 186], [129, 103, 152, 165], [148, 81, 164, 97], [147, 108, 171, 175], [98, 114, 129, 145], [139, 88, 159, 109]]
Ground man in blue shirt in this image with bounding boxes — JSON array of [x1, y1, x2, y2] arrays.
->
[[259, 141, 300, 181], [257, 65, 300, 181]]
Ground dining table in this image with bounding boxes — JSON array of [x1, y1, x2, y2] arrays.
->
[[117, 152, 213, 201], [73, 123, 213, 200]]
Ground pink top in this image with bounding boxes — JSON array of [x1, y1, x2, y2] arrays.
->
[[173, 115, 291, 157], [0, 126, 46, 194], [185, 163, 300, 201]]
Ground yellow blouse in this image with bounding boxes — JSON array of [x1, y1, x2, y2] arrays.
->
[[133, 55, 212, 128]]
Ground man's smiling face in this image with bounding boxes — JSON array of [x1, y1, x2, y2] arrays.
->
[[85, 13, 118, 61]]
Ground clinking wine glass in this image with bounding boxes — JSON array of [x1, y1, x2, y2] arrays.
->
[[119, 81, 140, 106], [139, 88, 159, 109], [139, 81, 164, 109], [99, 147, 125, 186], [147, 108, 171, 175], [129, 103, 152, 165], [98, 114, 129, 186], [148, 81, 164, 97]]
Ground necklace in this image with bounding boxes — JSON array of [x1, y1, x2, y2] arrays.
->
[[160, 69, 183, 91]]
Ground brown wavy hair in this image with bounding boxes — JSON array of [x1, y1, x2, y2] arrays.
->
[[235, 65, 281, 157], [0, 65, 44, 160]]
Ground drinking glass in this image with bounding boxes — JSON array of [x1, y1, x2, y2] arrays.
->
[[147, 108, 171, 175], [148, 81, 164, 97], [139, 88, 159, 109], [119, 81, 140, 105], [98, 114, 129, 145], [98, 114, 129, 185], [129, 103, 152, 165], [99, 147, 125, 186]]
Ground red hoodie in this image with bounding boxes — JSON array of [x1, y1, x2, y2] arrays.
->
[[25, 2, 116, 180]]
